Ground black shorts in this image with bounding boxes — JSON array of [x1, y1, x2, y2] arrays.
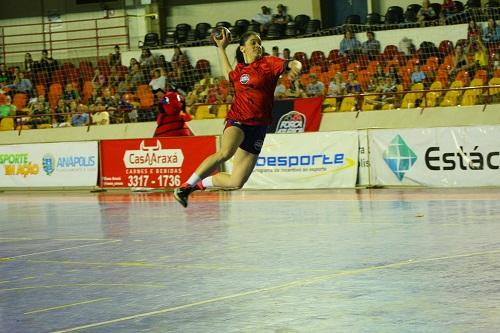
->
[[224, 119, 267, 155]]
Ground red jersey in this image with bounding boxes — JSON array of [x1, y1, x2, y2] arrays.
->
[[227, 56, 287, 125], [154, 91, 192, 137]]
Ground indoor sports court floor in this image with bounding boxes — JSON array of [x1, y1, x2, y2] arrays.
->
[[1, 188, 499, 333]]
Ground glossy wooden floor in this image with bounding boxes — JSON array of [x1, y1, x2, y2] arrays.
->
[[1, 188, 499, 333]]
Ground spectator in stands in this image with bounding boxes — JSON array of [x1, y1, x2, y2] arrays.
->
[[62, 83, 80, 103], [140, 48, 155, 69], [469, 38, 488, 72], [71, 103, 90, 126], [107, 66, 121, 89], [24, 53, 34, 74], [119, 94, 138, 122], [366, 76, 398, 109], [173, 53, 196, 92], [387, 65, 402, 85], [411, 65, 426, 84], [54, 98, 70, 126], [128, 63, 145, 91], [92, 69, 106, 90], [109, 44, 121, 67], [156, 54, 173, 73], [373, 63, 386, 82], [253, 5, 272, 34], [339, 30, 361, 59], [306, 73, 325, 97], [186, 83, 208, 105], [467, 19, 481, 41], [0, 64, 12, 88], [198, 72, 214, 88], [274, 76, 287, 99], [30, 101, 50, 128], [286, 80, 307, 98], [117, 75, 132, 94], [441, 0, 458, 17], [482, 19, 500, 44], [129, 57, 139, 68], [149, 68, 166, 92], [398, 37, 416, 56], [345, 71, 362, 94], [91, 102, 110, 125], [282, 48, 292, 60], [361, 31, 381, 59], [0, 95, 16, 118], [6, 71, 33, 97], [39, 49, 58, 78], [417, 0, 437, 26], [327, 72, 346, 97], [273, 4, 292, 27], [171, 46, 184, 68], [272, 46, 281, 58]]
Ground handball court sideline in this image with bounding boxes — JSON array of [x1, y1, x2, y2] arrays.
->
[[0, 188, 499, 333]]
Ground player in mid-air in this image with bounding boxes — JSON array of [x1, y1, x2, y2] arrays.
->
[[174, 28, 302, 207]]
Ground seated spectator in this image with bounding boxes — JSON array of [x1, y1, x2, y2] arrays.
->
[[339, 30, 361, 59], [108, 66, 121, 89], [373, 63, 386, 82], [387, 65, 402, 85], [272, 46, 281, 57], [0, 64, 12, 88], [39, 49, 58, 79], [398, 37, 416, 56], [450, 45, 470, 76], [149, 68, 166, 92], [62, 83, 80, 103], [467, 19, 481, 41], [140, 48, 155, 69], [118, 95, 138, 122], [365, 76, 398, 109], [468, 38, 488, 72], [186, 83, 208, 105], [71, 104, 90, 126], [345, 72, 362, 94], [24, 53, 35, 74], [285, 80, 307, 98], [0, 95, 16, 118], [171, 46, 184, 68], [128, 63, 146, 91], [305, 73, 325, 97], [274, 76, 287, 99], [272, 4, 292, 26], [282, 48, 292, 60], [253, 6, 272, 34], [417, 0, 437, 25], [361, 31, 381, 59], [327, 72, 346, 97], [30, 101, 50, 128], [156, 54, 173, 73], [54, 98, 70, 126], [92, 69, 106, 90], [129, 57, 139, 69], [109, 44, 121, 67], [198, 72, 214, 88], [6, 71, 33, 97], [91, 102, 110, 125], [482, 19, 500, 44], [411, 65, 426, 84], [441, 0, 458, 17]]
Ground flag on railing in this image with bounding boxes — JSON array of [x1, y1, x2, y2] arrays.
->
[[268, 97, 323, 133]]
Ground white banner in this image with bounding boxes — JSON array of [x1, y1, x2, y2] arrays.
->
[[357, 130, 370, 186], [225, 132, 359, 189], [368, 126, 500, 187], [0, 141, 98, 187]]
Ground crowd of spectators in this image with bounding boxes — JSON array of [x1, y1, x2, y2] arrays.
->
[[1, 2, 500, 129]]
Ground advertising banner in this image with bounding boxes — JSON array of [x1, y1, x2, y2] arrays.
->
[[100, 137, 217, 188], [368, 126, 500, 187], [267, 97, 323, 133], [225, 132, 358, 189], [0, 141, 98, 187]]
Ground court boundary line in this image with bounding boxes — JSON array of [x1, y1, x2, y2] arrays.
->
[[52, 248, 500, 333]]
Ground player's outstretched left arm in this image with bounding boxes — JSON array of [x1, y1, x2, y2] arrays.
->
[[287, 60, 302, 81]]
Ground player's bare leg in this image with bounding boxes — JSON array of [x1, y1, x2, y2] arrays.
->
[[211, 148, 258, 189]]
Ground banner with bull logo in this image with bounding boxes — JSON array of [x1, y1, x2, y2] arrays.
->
[[268, 97, 323, 133]]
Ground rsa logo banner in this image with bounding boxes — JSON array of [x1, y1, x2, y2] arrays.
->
[[100, 137, 217, 188]]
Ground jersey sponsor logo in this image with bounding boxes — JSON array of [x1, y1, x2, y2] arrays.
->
[[240, 74, 250, 84], [276, 111, 306, 133]]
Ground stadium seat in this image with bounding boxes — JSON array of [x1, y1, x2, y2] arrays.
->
[[294, 14, 310, 34], [305, 19, 321, 34], [401, 92, 418, 108], [460, 90, 478, 106], [12, 93, 27, 111], [216, 104, 229, 118], [322, 97, 337, 112], [366, 13, 382, 25], [285, 22, 298, 37], [385, 6, 404, 24], [361, 95, 378, 111], [139, 32, 160, 48], [339, 96, 357, 112], [487, 77, 500, 96], [234, 19, 250, 35], [193, 104, 215, 119], [195, 22, 212, 40], [266, 23, 284, 39], [0, 117, 14, 131], [345, 15, 361, 25]]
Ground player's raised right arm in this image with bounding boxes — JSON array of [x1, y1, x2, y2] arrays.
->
[[214, 30, 232, 80]]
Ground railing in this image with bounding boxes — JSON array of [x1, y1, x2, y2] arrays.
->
[[0, 15, 130, 64]]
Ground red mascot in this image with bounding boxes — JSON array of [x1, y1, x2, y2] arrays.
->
[[153, 85, 193, 137]]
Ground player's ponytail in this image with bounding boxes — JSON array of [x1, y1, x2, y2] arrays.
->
[[236, 31, 260, 64]]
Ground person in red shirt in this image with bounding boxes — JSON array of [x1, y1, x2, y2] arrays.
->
[[153, 81, 193, 137], [173, 30, 302, 207]]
